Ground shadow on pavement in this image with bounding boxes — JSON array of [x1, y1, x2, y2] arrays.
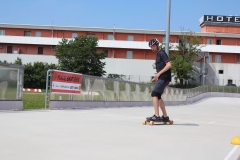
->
[[154, 123, 199, 126]]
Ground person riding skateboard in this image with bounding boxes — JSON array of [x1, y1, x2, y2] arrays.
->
[[147, 38, 172, 122]]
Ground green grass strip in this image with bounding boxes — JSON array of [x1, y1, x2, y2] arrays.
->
[[23, 93, 45, 110]]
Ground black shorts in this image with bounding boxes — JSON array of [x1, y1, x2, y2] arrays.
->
[[153, 79, 169, 94]]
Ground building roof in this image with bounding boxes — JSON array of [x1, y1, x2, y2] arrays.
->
[[1, 23, 240, 38]]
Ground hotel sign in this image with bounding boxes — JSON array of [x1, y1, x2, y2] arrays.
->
[[200, 15, 240, 25]]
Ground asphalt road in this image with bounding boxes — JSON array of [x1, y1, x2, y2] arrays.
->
[[0, 97, 240, 160]]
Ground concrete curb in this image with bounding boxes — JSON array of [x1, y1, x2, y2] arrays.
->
[[50, 92, 240, 109], [0, 101, 23, 110]]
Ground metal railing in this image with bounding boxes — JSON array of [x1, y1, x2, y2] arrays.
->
[[49, 74, 240, 102], [0, 62, 24, 100]]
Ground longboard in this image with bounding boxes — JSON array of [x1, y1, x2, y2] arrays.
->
[[142, 120, 173, 126]]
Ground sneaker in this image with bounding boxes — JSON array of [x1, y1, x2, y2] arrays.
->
[[147, 115, 162, 122], [161, 116, 170, 122]]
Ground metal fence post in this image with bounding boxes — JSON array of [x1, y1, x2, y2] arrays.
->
[[45, 69, 52, 109], [103, 79, 106, 101]]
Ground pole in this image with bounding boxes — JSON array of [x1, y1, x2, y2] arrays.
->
[[202, 56, 205, 85], [51, 21, 53, 38], [45, 69, 52, 109], [113, 24, 115, 40], [165, 0, 171, 56]]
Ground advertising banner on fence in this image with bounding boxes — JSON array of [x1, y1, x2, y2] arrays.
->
[[51, 70, 82, 94]]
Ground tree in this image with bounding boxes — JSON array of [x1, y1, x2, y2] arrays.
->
[[170, 31, 203, 87], [0, 60, 8, 63], [107, 74, 126, 80], [24, 62, 58, 88], [55, 35, 107, 76], [14, 57, 23, 65]]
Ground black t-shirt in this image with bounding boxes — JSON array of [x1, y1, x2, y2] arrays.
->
[[155, 50, 171, 81]]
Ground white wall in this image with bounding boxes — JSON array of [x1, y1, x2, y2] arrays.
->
[[1, 53, 239, 85], [207, 63, 240, 86], [0, 53, 155, 82], [0, 54, 58, 64]]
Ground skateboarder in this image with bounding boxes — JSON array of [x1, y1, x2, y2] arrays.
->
[[147, 38, 172, 122]]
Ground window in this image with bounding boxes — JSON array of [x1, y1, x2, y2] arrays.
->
[[72, 33, 77, 38], [207, 54, 212, 63], [126, 51, 132, 59], [35, 31, 41, 37], [207, 39, 212, 44], [218, 70, 223, 74], [178, 38, 189, 50], [108, 34, 114, 40], [128, 35, 134, 41], [204, 68, 208, 75], [216, 39, 222, 45], [228, 79, 233, 84], [0, 30, 5, 35], [0, 44, 3, 49], [24, 31, 31, 36], [86, 34, 95, 38], [38, 47, 43, 54], [215, 55, 221, 63], [7, 46, 12, 53], [162, 37, 166, 43], [102, 50, 108, 57], [178, 39, 184, 47], [13, 50, 19, 54]]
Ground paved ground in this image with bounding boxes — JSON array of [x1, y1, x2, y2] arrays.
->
[[0, 97, 240, 160]]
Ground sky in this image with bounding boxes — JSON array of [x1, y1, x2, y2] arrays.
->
[[1, 0, 240, 32]]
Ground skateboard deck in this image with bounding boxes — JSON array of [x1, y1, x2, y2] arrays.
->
[[142, 119, 173, 126]]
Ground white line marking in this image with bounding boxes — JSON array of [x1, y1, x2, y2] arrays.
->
[[223, 146, 239, 160], [208, 121, 216, 124]]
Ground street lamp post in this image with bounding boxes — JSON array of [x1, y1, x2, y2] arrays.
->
[[165, 0, 171, 57]]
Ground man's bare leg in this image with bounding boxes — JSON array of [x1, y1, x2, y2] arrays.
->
[[159, 99, 167, 117], [152, 97, 159, 116]]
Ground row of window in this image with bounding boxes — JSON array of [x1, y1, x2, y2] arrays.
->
[[24, 31, 41, 37], [3, 46, 238, 63], [103, 50, 132, 58], [3, 45, 134, 58], [4, 46, 43, 54], [0, 30, 135, 40], [206, 54, 221, 63], [0, 44, 225, 62], [0, 29, 226, 45], [207, 39, 222, 45], [0, 30, 42, 37], [177, 38, 222, 46]]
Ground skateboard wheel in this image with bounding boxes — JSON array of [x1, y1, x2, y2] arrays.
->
[[149, 121, 154, 126], [169, 120, 173, 125], [142, 120, 147, 125]]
